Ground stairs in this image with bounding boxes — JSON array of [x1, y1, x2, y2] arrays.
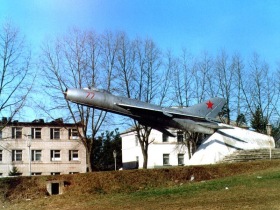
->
[[221, 149, 280, 163]]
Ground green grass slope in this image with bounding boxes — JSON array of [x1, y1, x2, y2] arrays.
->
[[1, 160, 280, 209]]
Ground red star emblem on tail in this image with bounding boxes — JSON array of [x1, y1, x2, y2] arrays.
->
[[206, 100, 214, 109]]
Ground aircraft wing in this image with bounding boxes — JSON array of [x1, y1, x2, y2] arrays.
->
[[139, 123, 176, 137], [115, 103, 207, 122], [197, 122, 233, 129], [155, 127, 176, 137]]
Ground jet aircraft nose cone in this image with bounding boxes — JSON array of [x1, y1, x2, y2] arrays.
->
[[63, 88, 68, 98]]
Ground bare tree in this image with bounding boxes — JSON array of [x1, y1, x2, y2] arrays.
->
[[168, 49, 196, 158], [158, 50, 173, 105], [116, 36, 168, 168], [231, 53, 249, 126], [115, 32, 136, 98], [100, 31, 120, 91], [275, 64, 280, 119], [39, 29, 114, 171], [214, 50, 235, 124], [193, 51, 214, 103], [136, 38, 166, 168], [175, 51, 216, 157], [170, 48, 194, 107], [0, 21, 32, 123], [241, 53, 277, 131]]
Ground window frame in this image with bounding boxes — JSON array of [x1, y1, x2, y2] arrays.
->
[[31, 150, 42, 161], [69, 172, 79, 174], [177, 131, 184, 143], [31, 128, 42, 139], [162, 133, 169, 142], [163, 154, 170, 165], [69, 128, 79, 140], [69, 150, 79, 161], [12, 127, 22, 139], [178, 153, 184, 166], [51, 172, 61, 175], [12, 150, 23, 161], [31, 172, 42, 176], [50, 128, 60, 140], [50, 150, 61, 161]]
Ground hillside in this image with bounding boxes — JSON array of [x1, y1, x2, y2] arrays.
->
[[1, 160, 280, 209]]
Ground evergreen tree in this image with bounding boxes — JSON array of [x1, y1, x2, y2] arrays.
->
[[236, 113, 246, 127], [8, 166, 21, 176], [251, 106, 268, 133], [91, 129, 122, 171]]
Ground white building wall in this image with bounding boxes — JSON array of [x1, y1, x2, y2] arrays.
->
[[122, 125, 275, 168], [121, 129, 189, 169], [0, 123, 87, 176]]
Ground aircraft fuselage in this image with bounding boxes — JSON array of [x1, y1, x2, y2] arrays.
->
[[64, 88, 225, 135]]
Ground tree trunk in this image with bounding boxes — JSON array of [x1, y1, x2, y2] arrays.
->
[[142, 148, 148, 169], [85, 144, 93, 172], [187, 140, 192, 159]]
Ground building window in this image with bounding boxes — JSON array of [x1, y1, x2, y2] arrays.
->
[[178, 154, 184, 165], [163, 154, 170, 165], [50, 150, 61, 161], [0, 150, 2, 162], [162, 133, 168, 142], [69, 172, 79, 174], [12, 127, 22, 139], [0, 130, 2, 139], [135, 135, 139, 146], [177, 131, 184, 143], [31, 128, 42, 139], [12, 150, 22, 161], [68, 129, 79, 139], [136, 156, 139, 168], [32, 150, 42, 161], [50, 128, 60, 139], [69, 150, 79, 161], [32, 172, 42, 176], [51, 172, 60, 175]]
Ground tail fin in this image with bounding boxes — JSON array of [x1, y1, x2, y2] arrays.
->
[[185, 97, 226, 120]]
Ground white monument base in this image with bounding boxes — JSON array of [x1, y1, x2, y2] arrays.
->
[[187, 124, 275, 165]]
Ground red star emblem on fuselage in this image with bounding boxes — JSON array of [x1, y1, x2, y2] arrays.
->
[[206, 100, 214, 109]]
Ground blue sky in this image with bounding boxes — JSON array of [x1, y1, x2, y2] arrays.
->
[[1, 0, 280, 66], [1, 0, 280, 122]]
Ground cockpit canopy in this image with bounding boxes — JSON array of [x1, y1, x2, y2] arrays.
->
[[83, 87, 111, 94]]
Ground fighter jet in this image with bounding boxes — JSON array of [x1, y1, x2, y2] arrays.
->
[[64, 88, 227, 136]]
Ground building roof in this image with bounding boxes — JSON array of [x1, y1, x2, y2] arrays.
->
[[0, 117, 82, 127]]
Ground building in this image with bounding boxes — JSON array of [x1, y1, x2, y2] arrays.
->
[[121, 128, 189, 169], [121, 125, 275, 168], [0, 118, 87, 177]]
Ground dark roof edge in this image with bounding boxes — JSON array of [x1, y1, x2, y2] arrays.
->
[[0, 121, 83, 127]]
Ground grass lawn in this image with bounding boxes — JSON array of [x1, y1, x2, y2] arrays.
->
[[1, 161, 280, 209]]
